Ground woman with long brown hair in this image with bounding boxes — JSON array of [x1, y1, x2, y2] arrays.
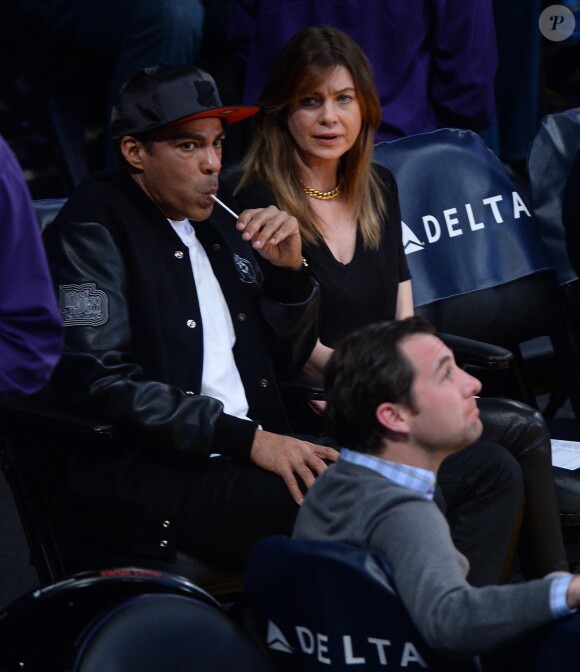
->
[[232, 24, 412, 382]]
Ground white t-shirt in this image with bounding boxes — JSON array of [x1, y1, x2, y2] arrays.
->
[[169, 218, 251, 421]]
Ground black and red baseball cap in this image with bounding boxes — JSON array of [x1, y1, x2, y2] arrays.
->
[[111, 64, 259, 140]]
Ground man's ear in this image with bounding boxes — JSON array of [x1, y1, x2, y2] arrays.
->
[[376, 402, 411, 434], [120, 136, 146, 170]]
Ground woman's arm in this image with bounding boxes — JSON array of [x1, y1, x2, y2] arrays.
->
[[395, 279, 414, 319], [300, 338, 334, 382], [303, 280, 414, 382]]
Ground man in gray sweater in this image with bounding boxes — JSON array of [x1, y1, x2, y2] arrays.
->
[[293, 317, 580, 656]]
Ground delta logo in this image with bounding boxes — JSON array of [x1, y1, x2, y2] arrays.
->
[[401, 190, 531, 255], [266, 620, 428, 668]]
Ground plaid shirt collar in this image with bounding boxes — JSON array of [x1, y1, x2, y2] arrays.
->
[[340, 448, 437, 500]]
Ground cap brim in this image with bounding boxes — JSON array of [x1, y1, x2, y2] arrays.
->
[[167, 105, 260, 127]]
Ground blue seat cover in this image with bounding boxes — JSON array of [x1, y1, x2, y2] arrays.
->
[[374, 129, 553, 307]]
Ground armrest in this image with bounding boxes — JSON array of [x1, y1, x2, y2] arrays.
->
[[279, 378, 325, 402], [279, 333, 514, 407], [0, 388, 116, 439], [437, 332, 514, 370]]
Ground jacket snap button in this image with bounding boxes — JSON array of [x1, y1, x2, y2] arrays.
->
[[259, 378, 269, 388], [212, 243, 221, 251], [237, 312, 246, 321], [174, 251, 184, 259], [160, 540, 168, 548], [186, 320, 196, 328]]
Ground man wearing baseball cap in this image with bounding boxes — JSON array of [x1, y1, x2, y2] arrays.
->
[[42, 65, 338, 571]]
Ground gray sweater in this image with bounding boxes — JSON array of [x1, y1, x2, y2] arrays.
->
[[293, 459, 559, 656]]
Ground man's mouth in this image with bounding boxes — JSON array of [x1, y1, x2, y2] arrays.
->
[[467, 404, 480, 420], [200, 185, 219, 200]]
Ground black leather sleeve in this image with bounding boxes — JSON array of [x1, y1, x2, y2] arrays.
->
[[258, 265, 320, 378], [45, 219, 258, 462]]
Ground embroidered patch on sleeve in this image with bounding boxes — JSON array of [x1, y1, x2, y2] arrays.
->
[[59, 282, 109, 326], [233, 253, 258, 284]]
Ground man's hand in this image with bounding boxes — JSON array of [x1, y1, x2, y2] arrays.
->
[[236, 206, 303, 269], [566, 574, 580, 609], [250, 429, 339, 505]]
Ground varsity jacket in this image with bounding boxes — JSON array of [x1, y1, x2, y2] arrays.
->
[[42, 167, 320, 559]]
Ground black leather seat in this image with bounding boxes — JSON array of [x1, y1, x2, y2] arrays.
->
[[71, 592, 270, 671], [0, 567, 268, 671]]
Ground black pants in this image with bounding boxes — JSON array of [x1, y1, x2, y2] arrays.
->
[[482, 614, 580, 671], [178, 456, 299, 569], [438, 438, 524, 586], [478, 397, 568, 580], [439, 397, 568, 586]]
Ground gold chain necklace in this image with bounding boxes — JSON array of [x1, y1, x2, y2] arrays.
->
[[300, 180, 342, 201]]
